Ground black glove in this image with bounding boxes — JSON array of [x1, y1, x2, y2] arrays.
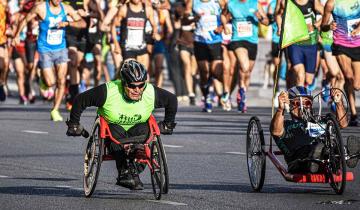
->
[[158, 121, 176, 135], [66, 120, 85, 137]]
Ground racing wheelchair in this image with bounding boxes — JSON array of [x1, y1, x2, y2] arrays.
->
[[246, 88, 355, 195], [80, 115, 169, 200]]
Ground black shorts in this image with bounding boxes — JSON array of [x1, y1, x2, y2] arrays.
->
[[178, 44, 194, 55], [145, 34, 154, 45], [271, 42, 280, 58], [108, 123, 149, 144], [85, 33, 103, 53], [12, 48, 21, 60], [229, 40, 258, 61], [194, 42, 223, 61], [66, 31, 87, 52], [121, 48, 148, 60], [25, 40, 37, 63], [332, 44, 360, 61]]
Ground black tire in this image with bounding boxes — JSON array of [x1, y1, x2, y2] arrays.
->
[[246, 116, 266, 192], [156, 136, 169, 194], [83, 118, 103, 197], [325, 113, 346, 195], [150, 140, 164, 200]]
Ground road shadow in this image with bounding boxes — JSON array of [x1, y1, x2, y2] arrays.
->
[[168, 182, 332, 195], [10, 177, 77, 182]]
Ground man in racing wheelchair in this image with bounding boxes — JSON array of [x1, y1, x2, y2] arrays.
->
[[66, 60, 177, 190], [271, 86, 360, 174]]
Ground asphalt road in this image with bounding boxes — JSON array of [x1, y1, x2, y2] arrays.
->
[[0, 102, 360, 210]]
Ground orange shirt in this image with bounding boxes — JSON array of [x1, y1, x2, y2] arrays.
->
[[0, 3, 7, 45]]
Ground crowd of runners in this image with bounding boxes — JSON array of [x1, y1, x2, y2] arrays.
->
[[0, 0, 358, 126]]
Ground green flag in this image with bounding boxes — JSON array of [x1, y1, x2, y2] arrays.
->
[[280, 0, 310, 49]]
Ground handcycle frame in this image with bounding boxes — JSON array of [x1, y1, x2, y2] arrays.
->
[[83, 114, 169, 200], [246, 89, 355, 194]]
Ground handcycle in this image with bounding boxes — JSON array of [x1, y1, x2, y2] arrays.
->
[[80, 114, 169, 200], [246, 88, 355, 195]]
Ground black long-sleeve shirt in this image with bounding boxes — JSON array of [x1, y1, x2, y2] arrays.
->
[[69, 84, 178, 125]]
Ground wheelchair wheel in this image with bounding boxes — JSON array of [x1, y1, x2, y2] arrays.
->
[[246, 116, 266, 192], [325, 114, 346, 195], [156, 136, 169, 194], [150, 140, 165, 200], [83, 118, 103, 197]]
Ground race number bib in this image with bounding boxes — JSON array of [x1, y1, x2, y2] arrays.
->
[[126, 29, 144, 48], [236, 21, 253, 37], [306, 122, 325, 138], [47, 29, 63, 45], [347, 18, 360, 36]]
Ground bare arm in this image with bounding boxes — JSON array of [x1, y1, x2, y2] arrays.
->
[[14, 4, 42, 40], [314, 0, 324, 29], [185, 0, 193, 15], [270, 91, 289, 137], [64, 4, 87, 28], [164, 10, 173, 37], [111, 5, 125, 53], [331, 89, 348, 128], [101, 6, 119, 31], [256, 3, 270, 26], [275, 0, 285, 35], [146, 6, 159, 39], [321, 0, 334, 32], [221, 0, 231, 34]]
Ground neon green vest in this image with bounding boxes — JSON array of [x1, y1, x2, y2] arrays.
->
[[97, 80, 155, 131]]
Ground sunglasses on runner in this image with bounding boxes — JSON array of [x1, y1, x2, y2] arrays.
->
[[126, 82, 146, 89], [291, 99, 312, 107]]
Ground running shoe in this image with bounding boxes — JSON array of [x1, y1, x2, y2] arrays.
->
[[50, 109, 63, 122], [189, 93, 196, 106], [346, 136, 360, 168], [307, 77, 318, 92], [349, 115, 358, 127], [19, 95, 29, 105], [321, 80, 331, 102], [202, 96, 213, 113], [66, 102, 73, 111], [47, 88, 54, 100], [220, 92, 231, 111], [0, 85, 6, 101], [28, 90, 36, 104]]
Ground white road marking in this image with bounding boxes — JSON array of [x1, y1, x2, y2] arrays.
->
[[163, 144, 183, 148], [147, 200, 188, 206], [226, 152, 246, 155], [21, 130, 49, 135], [55, 185, 82, 191], [0, 175, 9, 178]]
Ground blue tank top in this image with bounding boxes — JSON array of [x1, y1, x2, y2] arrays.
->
[[228, 0, 259, 44], [37, 1, 67, 53], [193, 0, 222, 44], [269, 0, 280, 43]]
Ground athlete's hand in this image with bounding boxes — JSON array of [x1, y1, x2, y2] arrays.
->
[[114, 44, 121, 54], [213, 26, 223, 34], [11, 37, 20, 47], [57, 21, 69, 29], [330, 21, 337, 31], [77, 9, 89, 17], [278, 91, 289, 111], [152, 33, 161, 41], [331, 89, 343, 104]]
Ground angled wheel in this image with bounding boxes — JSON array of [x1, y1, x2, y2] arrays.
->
[[83, 118, 103, 197], [150, 140, 165, 200], [156, 136, 169, 194], [246, 116, 266, 192], [325, 114, 346, 195]]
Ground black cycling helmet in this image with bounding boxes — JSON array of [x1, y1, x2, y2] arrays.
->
[[288, 86, 313, 100], [120, 60, 147, 85]]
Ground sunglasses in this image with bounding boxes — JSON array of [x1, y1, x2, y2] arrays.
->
[[126, 82, 146, 89], [291, 99, 312, 107]]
